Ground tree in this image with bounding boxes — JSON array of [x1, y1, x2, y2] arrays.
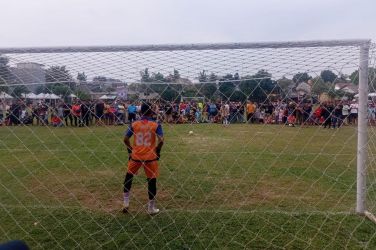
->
[[11, 85, 30, 98], [334, 73, 349, 83], [311, 77, 331, 95], [293, 72, 311, 84], [140, 68, 151, 82], [209, 72, 218, 82], [152, 72, 165, 82], [45, 65, 75, 91], [161, 85, 180, 101], [219, 81, 236, 100], [277, 77, 294, 97], [349, 68, 376, 90], [218, 73, 237, 100], [198, 70, 208, 82], [76, 90, 91, 100], [51, 84, 72, 97], [200, 83, 217, 99], [0, 56, 14, 86], [239, 70, 275, 102], [93, 76, 107, 83], [77, 72, 87, 84], [320, 70, 337, 83], [0, 85, 9, 93], [35, 85, 47, 94], [173, 69, 180, 81]]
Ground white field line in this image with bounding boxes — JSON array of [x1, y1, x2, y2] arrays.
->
[[1, 204, 354, 216]]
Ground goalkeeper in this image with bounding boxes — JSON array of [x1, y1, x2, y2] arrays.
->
[[122, 102, 164, 215]]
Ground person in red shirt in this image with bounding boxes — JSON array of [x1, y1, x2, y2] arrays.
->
[[71, 102, 81, 127], [122, 102, 164, 215]]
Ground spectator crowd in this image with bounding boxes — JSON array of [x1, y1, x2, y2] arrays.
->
[[0, 98, 368, 128]]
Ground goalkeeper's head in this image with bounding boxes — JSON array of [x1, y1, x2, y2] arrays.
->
[[141, 102, 153, 117]]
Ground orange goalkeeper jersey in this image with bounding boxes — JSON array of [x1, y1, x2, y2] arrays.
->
[[125, 117, 163, 161]]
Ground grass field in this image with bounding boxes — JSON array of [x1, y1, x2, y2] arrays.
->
[[1, 124, 376, 249]]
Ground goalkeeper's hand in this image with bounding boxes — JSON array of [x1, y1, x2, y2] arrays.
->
[[127, 147, 132, 160], [156, 148, 161, 160]]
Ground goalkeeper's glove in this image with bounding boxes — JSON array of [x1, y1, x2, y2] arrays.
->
[[127, 147, 132, 159], [156, 148, 161, 160]]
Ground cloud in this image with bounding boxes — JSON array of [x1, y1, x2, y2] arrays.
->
[[0, 0, 374, 47]]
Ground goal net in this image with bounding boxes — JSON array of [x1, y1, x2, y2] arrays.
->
[[1, 40, 376, 249]]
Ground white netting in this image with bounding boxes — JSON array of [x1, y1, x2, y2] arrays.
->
[[1, 40, 376, 249]]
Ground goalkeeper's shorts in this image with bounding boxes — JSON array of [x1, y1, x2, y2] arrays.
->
[[127, 159, 159, 178]]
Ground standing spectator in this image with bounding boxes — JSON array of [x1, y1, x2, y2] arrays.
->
[[0, 100, 5, 126], [220, 102, 230, 126], [208, 102, 217, 122], [295, 103, 303, 125], [322, 102, 333, 129], [71, 101, 81, 127], [237, 102, 244, 123], [127, 102, 137, 123], [116, 101, 126, 125], [63, 103, 72, 126], [332, 103, 343, 129], [108, 103, 116, 125], [57, 103, 64, 122], [341, 101, 350, 126], [95, 100, 104, 126], [246, 101, 256, 123], [368, 103, 376, 126], [287, 102, 296, 126], [81, 101, 90, 127], [302, 103, 312, 126], [165, 102, 173, 123], [349, 101, 358, 125], [9, 101, 21, 126], [38, 102, 48, 126]]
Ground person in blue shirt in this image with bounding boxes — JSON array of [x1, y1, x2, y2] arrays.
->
[[127, 103, 137, 123]]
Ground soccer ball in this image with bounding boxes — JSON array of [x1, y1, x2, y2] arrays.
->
[[189, 131, 194, 135]]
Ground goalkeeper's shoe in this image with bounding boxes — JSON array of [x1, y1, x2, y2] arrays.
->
[[121, 206, 129, 214], [147, 207, 159, 215]]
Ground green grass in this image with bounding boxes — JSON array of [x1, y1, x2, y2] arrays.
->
[[1, 124, 376, 249]]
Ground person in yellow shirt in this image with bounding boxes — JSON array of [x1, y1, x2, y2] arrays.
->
[[246, 101, 256, 123]]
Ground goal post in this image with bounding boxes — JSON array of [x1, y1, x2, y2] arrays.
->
[[357, 43, 370, 214]]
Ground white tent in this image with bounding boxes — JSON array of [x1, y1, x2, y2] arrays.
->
[[49, 93, 60, 99], [36, 93, 45, 99], [99, 94, 116, 100], [354, 93, 376, 98], [69, 93, 77, 98], [22, 93, 38, 99], [0, 92, 13, 99]]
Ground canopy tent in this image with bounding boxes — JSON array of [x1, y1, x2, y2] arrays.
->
[[20, 93, 62, 100], [99, 95, 116, 100], [36, 93, 45, 99], [354, 92, 376, 98], [0, 92, 13, 99], [44, 93, 60, 99], [22, 93, 38, 99]]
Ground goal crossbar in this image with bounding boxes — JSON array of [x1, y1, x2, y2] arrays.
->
[[0, 39, 371, 54]]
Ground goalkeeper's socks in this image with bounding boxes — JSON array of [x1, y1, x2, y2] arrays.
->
[[123, 192, 130, 207]]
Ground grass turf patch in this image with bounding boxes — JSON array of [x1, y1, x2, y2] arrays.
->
[[1, 124, 376, 248]]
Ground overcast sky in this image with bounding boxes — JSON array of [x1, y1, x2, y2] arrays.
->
[[0, 0, 374, 47]]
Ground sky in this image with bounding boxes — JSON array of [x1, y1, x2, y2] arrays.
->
[[0, 0, 375, 47]]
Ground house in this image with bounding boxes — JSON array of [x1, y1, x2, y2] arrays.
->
[[334, 83, 358, 94], [10, 62, 46, 92]]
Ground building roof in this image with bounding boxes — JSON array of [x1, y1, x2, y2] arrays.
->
[[334, 83, 358, 93]]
